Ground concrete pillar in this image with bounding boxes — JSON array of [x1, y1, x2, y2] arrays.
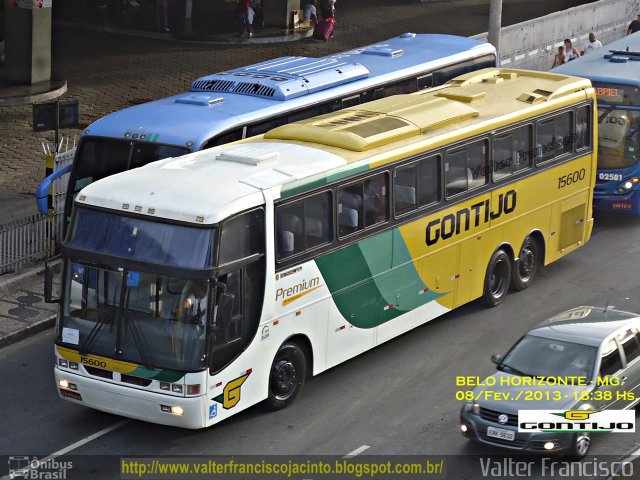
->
[[3, 0, 52, 85], [488, 0, 502, 59], [263, 0, 300, 28]]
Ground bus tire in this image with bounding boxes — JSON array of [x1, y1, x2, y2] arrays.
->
[[264, 342, 306, 411], [511, 236, 539, 292], [482, 249, 511, 307]]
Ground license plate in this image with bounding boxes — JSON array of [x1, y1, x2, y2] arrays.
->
[[487, 426, 515, 441], [598, 173, 623, 181], [612, 202, 633, 209]]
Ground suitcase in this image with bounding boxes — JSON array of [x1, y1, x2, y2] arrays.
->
[[313, 18, 335, 41]]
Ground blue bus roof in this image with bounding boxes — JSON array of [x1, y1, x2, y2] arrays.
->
[[552, 32, 640, 87], [83, 33, 495, 151]]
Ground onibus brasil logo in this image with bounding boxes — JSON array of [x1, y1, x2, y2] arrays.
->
[[518, 410, 636, 432]]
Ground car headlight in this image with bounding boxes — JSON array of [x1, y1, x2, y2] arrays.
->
[[616, 177, 639, 193], [463, 401, 480, 414]]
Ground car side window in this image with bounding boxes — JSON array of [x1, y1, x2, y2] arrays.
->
[[600, 339, 623, 376], [617, 329, 640, 364]]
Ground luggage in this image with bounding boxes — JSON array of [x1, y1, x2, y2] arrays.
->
[[313, 17, 335, 41]]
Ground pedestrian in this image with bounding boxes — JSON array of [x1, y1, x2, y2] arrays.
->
[[156, 0, 169, 33], [250, 0, 263, 29], [562, 38, 580, 62], [627, 14, 640, 35], [551, 46, 565, 68], [320, 0, 335, 19], [581, 32, 602, 55], [237, 0, 252, 38], [301, 0, 318, 25]]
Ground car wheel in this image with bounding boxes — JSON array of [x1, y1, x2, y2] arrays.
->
[[570, 432, 591, 459], [482, 249, 511, 307], [511, 236, 539, 291], [264, 342, 306, 411]]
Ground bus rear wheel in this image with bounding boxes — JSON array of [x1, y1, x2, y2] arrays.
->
[[511, 236, 539, 291], [482, 249, 511, 307], [264, 342, 306, 411]]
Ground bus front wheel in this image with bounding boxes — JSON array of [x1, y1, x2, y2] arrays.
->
[[482, 249, 511, 307], [511, 236, 539, 291], [264, 342, 307, 410]]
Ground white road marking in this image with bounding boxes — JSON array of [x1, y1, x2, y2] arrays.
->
[[1, 420, 129, 480], [343, 445, 370, 458]]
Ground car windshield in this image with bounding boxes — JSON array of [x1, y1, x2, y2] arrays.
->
[[59, 262, 210, 372], [500, 334, 597, 380]]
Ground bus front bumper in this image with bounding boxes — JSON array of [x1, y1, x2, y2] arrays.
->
[[593, 190, 640, 215], [54, 367, 208, 429]]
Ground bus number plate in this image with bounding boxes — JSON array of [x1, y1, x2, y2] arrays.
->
[[598, 173, 622, 181]]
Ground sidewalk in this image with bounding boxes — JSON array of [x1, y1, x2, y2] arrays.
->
[[0, 0, 598, 348]]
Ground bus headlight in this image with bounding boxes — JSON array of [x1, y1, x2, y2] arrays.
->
[[617, 178, 639, 193]]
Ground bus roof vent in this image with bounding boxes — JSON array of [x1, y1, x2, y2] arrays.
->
[[191, 79, 236, 92], [234, 82, 277, 98], [217, 145, 280, 166], [605, 49, 640, 62], [190, 59, 370, 101], [361, 46, 404, 57], [517, 92, 545, 104]]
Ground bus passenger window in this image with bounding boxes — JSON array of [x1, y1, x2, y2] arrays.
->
[[417, 74, 433, 90], [418, 155, 440, 206], [492, 126, 531, 182], [338, 185, 363, 237], [445, 147, 468, 197], [209, 128, 244, 147], [341, 95, 361, 109], [364, 173, 389, 227], [219, 209, 265, 265], [575, 106, 591, 150], [276, 191, 333, 260], [536, 112, 573, 164], [247, 118, 282, 137], [467, 140, 488, 189], [394, 164, 418, 216]]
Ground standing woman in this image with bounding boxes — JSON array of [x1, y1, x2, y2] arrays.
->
[[320, 0, 335, 19], [562, 38, 580, 62], [237, 0, 252, 37]]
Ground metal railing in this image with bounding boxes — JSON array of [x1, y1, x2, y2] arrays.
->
[[0, 146, 75, 275]]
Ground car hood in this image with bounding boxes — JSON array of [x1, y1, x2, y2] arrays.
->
[[471, 372, 591, 413]]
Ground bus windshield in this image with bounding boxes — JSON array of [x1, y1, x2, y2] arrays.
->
[[598, 107, 640, 170], [71, 138, 190, 201], [67, 208, 214, 269], [59, 264, 210, 372]]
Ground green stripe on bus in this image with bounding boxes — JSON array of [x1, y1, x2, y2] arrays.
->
[[316, 228, 443, 329], [132, 366, 185, 383], [281, 163, 371, 199]]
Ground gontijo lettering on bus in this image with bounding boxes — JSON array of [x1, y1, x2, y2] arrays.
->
[[425, 190, 517, 246]]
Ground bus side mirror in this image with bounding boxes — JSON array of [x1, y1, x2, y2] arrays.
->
[[44, 258, 61, 304]]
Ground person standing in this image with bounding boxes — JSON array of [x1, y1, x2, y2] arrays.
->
[[581, 32, 602, 55], [320, 0, 335, 19], [156, 0, 169, 33], [562, 38, 580, 62], [237, 0, 252, 38], [627, 14, 640, 35], [551, 46, 565, 68]]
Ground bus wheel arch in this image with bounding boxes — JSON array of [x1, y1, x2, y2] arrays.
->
[[263, 336, 312, 411], [482, 246, 512, 307], [511, 232, 544, 292]]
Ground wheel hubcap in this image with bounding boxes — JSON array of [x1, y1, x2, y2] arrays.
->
[[272, 359, 296, 399], [519, 247, 535, 279], [575, 433, 590, 456], [490, 260, 507, 297]]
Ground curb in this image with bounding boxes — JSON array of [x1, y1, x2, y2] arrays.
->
[[55, 20, 314, 45], [0, 315, 56, 349], [0, 263, 45, 290]]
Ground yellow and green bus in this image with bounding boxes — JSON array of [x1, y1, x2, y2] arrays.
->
[[50, 68, 596, 428]]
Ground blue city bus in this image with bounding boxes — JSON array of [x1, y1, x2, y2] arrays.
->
[[36, 33, 496, 221], [554, 32, 640, 214]]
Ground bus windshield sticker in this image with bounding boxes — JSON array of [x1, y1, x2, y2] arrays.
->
[[62, 327, 80, 345]]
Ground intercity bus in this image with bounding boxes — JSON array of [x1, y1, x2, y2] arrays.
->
[[35, 33, 496, 221], [49, 68, 597, 428], [553, 32, 640, 214]]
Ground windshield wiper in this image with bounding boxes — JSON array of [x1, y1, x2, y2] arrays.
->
[[497, 363, 533, 377], [78, 308, 114, 356], [598, 105, 617, 124], [115, 273, 155, 370]]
